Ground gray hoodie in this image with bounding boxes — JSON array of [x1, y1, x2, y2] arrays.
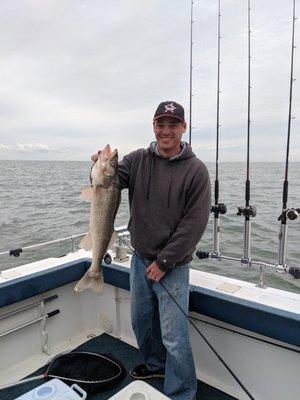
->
[[118, 142, 211, 271]]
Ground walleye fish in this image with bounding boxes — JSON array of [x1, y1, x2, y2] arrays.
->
[[74, 144, 120, 293]]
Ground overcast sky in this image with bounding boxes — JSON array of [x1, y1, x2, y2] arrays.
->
[[0, 0, 299, 162]]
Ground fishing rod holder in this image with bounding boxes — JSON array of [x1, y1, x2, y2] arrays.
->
[[210, 204, 227, 257], [241, 256, 252, 266], [237, 205, 257, 217], [114, 231, 130, 262], [256, 263, 267, 289]]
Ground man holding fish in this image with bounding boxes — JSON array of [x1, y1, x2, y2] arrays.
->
[[79, 101, 211, 400]]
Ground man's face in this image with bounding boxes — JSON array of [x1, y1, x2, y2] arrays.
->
[[153, 117, 187, 154]]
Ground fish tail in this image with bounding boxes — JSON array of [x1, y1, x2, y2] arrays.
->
[[74, 268, 104, 293]]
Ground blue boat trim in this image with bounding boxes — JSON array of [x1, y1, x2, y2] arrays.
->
[[0, 258, 299, 347], [0, 259, 90, 309], [189, 285, 300, 348]]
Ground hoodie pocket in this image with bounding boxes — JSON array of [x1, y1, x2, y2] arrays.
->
[[128, 218, 171, 255]]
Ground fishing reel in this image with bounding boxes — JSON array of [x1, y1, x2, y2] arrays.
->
[[196, 251, 210, 260], [103, 253, 112, 265], [211, 203, 227, 215], [237, 205, 257, 217], [9, 248, 23, 257], [278, 208, 300, 221], [289, 266, 300, 279]]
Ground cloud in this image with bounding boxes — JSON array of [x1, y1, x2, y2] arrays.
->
[[16, 142, 51, 152], [0, 144, 13, 150], [0, 143, 71, 154], [0, 0, 299, 161]]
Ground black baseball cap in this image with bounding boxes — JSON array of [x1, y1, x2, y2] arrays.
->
[[153, 101, 185, 122]]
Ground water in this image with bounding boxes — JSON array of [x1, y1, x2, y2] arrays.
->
[[0, 160, 299, 294]]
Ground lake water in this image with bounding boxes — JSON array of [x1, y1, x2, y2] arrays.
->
[[0, 160, 299, 294]]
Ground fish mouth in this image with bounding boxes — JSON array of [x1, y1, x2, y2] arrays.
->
[[99, 144, 118, 160], [102, 144, 111, 157]]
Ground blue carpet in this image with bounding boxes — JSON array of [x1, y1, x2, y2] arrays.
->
[[0, 333, 236, 400]]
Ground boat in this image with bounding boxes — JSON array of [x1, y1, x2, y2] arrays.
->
[[0, 226, 299, 400]]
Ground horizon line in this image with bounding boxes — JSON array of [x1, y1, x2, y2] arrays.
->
[[0, 159, 299, 163]]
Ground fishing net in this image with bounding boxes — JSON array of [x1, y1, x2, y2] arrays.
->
[[0, 351, 126, 394], [43, 351, 126, 393]]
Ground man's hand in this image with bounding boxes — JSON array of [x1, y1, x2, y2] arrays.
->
[[146, 262, 166, 282], [91, 150, 101, 162]]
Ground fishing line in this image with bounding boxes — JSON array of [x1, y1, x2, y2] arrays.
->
[[237, 0, 257, 262], [188, 0, 194, 145], [278, 0, 297, 266], [211, 0, 227, 256], [215, 0, 221, 197], [284, 0, 296, 192], [121, 239, 256, 400], [246, 0, 251, 207]]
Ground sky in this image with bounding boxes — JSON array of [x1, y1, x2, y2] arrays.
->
[[0, 0, 299, 162]]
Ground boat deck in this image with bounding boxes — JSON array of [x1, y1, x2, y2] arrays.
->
[[0, 333, 236, 400]]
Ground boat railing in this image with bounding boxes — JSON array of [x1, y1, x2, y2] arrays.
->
[[0, 224, 299, 288], [0, 225, 130, 260]]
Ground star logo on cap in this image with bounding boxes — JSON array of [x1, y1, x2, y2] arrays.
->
[[164, 102, 177, 114]]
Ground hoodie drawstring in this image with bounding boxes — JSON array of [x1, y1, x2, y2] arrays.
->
[[147, 152, 154, 200]]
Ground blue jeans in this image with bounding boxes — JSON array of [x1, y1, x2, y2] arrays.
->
[[130, 253, 197, 400]]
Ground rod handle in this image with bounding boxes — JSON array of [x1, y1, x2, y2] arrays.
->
[[47, 309, 60, 318], [44, 295, 58, 303], [0, 374, 44, 390]]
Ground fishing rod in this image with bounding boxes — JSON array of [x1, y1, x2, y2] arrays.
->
[[188, 0, 194, 145], [190, 0, 299, 282], [211, 0, 227, 259], [277, 0, 299, 269], [119, 240, 256, 400], [236, 0, 256, 265]]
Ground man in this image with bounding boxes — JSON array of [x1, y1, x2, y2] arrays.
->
[[93, 101, 211, 400]]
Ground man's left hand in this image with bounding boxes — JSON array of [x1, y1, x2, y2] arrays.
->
[[146, 262, 166, 282]]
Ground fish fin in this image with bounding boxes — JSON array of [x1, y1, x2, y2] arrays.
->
[[74, 268, 104, 293], [107, 230, 118, 250], [80, 187, 93, 202], [79, 232, 93, 251]]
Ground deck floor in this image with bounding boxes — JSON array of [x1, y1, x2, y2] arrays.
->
[[0, 333, 237, 400]]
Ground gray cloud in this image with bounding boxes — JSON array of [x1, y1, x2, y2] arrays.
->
[[0, 0, 299, 161]]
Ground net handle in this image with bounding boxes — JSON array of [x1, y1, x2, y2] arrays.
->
[[0, 374, 45, 390]]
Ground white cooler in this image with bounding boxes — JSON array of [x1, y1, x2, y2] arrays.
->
[[14, 379, 87, 400], [108, 381, 171, 400]]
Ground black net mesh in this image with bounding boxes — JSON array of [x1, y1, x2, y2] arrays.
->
[[48, 351, 126, 393]]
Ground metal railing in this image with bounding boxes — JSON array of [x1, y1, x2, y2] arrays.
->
[[0, 224, 299, 288], [0, 225, 129, 258]]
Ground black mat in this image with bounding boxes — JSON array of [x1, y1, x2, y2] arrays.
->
[[0, 333, 236, 400]]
